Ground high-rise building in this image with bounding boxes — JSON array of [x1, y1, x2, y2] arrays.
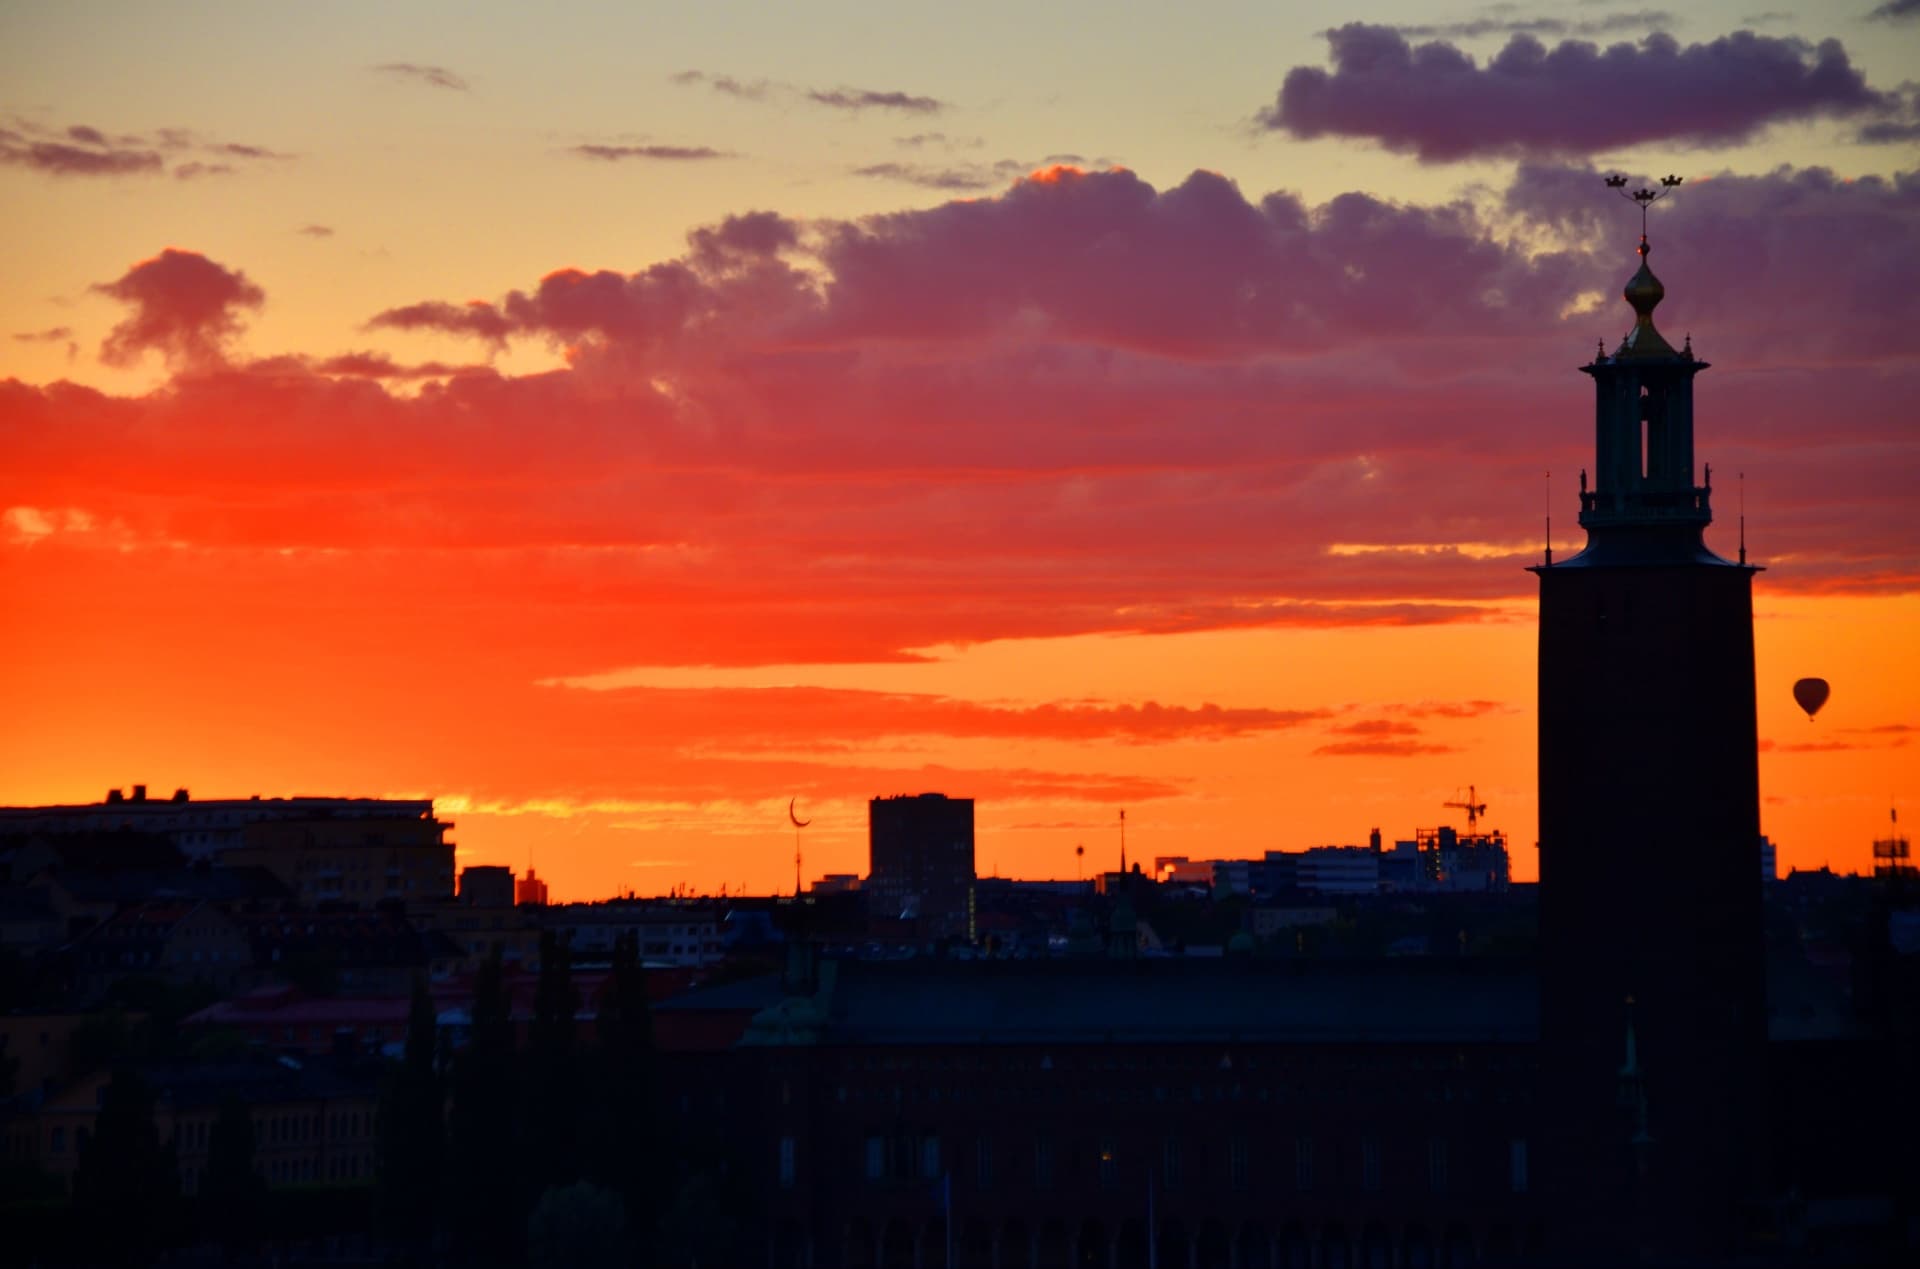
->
[[515, 868, 550, 907], [867, 793, 975, 942], [1533, 218, 1767, 1262]]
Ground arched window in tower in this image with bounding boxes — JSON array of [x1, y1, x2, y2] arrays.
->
[[1639, 386, 1652, 481]]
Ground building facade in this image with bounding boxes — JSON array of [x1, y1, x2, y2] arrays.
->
[[869, 794, 977, 943]]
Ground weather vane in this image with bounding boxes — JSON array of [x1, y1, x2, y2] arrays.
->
[[1604, 172, 1684, 238]]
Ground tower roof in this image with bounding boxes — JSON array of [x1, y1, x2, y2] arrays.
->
[[1613, 236, 1677, 361]]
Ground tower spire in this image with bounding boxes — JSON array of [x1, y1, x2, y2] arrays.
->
[[1558, 173, 1737, 568]]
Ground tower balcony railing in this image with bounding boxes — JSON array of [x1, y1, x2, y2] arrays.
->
[[1578, 484, 1711, 527]]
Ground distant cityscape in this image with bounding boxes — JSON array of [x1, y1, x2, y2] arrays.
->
[[2, 777, 1911, 1266]]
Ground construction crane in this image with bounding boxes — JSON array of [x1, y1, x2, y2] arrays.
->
[[1444, 785, 1487, 832]]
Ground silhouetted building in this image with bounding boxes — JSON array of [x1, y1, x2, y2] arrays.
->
[[515, 867, 549, 906], [223, 812, 455, 908], [1533, 226, 1768, 1262], [0, 786, 437, 861], [692, 957, 1540, 1268], [868, 793, 975, 942], [459, 864, 514, 908]]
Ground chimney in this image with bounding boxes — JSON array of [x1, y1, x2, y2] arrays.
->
[[171, 788, 190, 803], [106, 789, 125, 804], [132, 784, 148, 802]]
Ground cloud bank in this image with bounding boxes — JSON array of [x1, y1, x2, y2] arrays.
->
[[1261, 25, 1889, 160]]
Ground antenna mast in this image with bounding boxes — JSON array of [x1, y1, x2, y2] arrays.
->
[[1739, 471, 1747, 566], [1545, 469, 1553, 566]]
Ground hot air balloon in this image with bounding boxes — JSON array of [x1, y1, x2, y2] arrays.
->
[[1791, 677, 1830, 720]]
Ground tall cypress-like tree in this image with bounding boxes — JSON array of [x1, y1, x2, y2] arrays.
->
[[523, 931, 580, 1195], [72, 1067, 180, 1265], [587, 931, 657, 1251], [446, 949, 520, 1269], [201, 1094, 264, 1259], [378, 972, 444, 1262]]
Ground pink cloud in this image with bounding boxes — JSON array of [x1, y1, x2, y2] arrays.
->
[[91, 249, 264, 370], [2, 162, 1912, 674], [1314, 739, 1460, 757], [1261, 25, 1890, 160]]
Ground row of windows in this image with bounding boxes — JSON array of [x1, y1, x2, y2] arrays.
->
[[830, 1051, 1523, 1075], [834, 1080, 1515, 1108], [818, 1134, 1530, 1196]]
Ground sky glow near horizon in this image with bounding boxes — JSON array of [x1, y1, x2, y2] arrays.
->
[[3, 1, 1917, 899]]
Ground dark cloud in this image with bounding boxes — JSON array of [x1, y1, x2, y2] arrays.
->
[[1390, 700, 1509, 718], [852, 161, 1009, 191], [11, 327, 73, 342], [893, 132, 984, 150], [296, 224, 334, 237], [0, 119, 288, 178], [365, 299, 515, 346], [373, 62, 470, 92], [1260, 25, 1890, 160], [671, 72, 948, 113], [1313, 739, 1460, 757], [809, 87, 945, 113], [1326, 719, 1425, 736], [92, 249, 264, 370], [1390, 10, 1676, 39], [313, 352, 489, 380], [671, 70, 773, 101], [0, 139, 162, 176], [571, 144, 729, 161], [210, 141, 292, 160], [1858, 86, 1920, 142], [1868, 0, 1920, 21]]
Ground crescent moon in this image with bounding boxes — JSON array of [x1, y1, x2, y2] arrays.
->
[[788, 797, 812, 828]]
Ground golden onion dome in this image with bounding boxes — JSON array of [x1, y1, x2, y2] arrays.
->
[[1614, 235, 1677, 360]]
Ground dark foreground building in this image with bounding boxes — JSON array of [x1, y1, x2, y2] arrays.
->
[[731, 955, 1541, 1269], [1533, 226, 1768, 1262]]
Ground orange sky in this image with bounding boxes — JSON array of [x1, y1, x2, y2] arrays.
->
[[3, 6, 1916, 900]]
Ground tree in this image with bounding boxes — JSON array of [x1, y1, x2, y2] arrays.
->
[[523, 932, 580, 1193], [200, 1094, 265, 1258], [526, 1181, 626, 1269], [378, 972, 444, 1261], [446, 949, 521, 1269], [72, 1067, 180, 1265], [586, 932, 656, 1233]]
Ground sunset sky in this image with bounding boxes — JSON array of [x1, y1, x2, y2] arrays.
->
[[4, 2, 1917, 900]]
